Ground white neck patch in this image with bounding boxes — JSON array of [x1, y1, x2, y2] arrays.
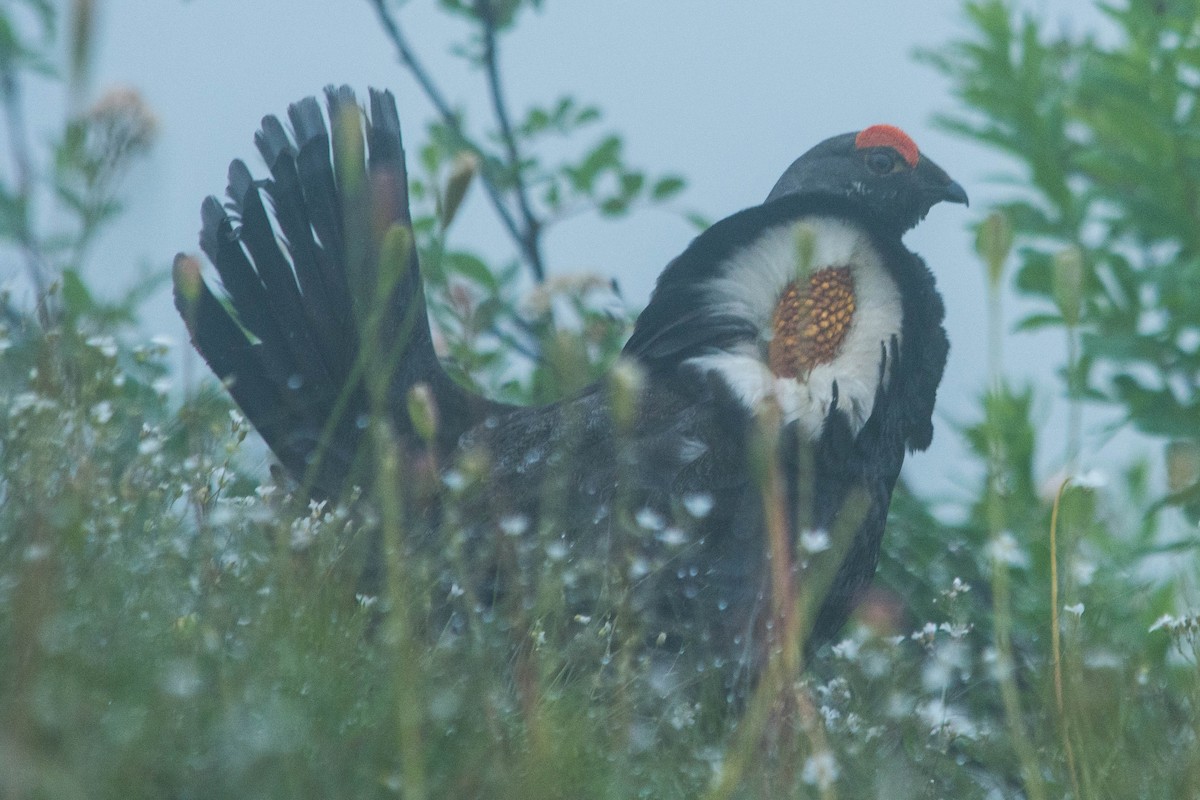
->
[[684, 216, 903, 437]]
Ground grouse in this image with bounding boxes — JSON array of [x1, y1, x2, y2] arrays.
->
[[174, 87, 966, 689]]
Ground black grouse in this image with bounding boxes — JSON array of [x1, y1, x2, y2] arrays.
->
[[174, 87, 966, 689]]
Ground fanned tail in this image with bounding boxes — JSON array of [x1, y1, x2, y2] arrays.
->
[[175, 86, 499, 496]]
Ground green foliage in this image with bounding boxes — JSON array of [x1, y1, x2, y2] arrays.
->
[[923, 0, 1200, 513]]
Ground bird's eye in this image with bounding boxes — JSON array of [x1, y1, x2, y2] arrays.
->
[[866, 150, 896, 174]]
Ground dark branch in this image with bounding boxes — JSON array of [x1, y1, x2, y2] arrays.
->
[[476, 0, 544, 281], [367, 0, 546, 282]]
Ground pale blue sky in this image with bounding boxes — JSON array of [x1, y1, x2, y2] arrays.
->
[[21, 0, 1116, 502]]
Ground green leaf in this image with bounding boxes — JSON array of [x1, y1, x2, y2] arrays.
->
[[444, 250, 497, 292], [1012, 312, 1063, 332], [651, 175, 685, 202], [570, 135, 621, 192]]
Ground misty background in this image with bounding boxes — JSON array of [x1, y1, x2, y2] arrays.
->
[[14, 0, 1115, 505]]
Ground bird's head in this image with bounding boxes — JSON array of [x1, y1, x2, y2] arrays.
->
[[765, 125, 968, 234]]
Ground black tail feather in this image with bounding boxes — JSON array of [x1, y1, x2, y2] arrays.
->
[[175, 86, 504, 496]]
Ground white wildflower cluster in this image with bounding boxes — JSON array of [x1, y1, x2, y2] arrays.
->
[[813, 676, 854, 733], [831, 637, 860, 661], [816, 676, 852, 704], [911, 621, 939, 648], [921, 639, 971, 693], [137, 424, 164, 459], [8, 391, 57, 420], [940, 577, 971, 601], [907, 618, 974, 652], [288, 498, 350, 551], [667, 700, 699, 732], [918, 698, 980, 741], [86, 334, 119, 358], [938, 621, 973, 639]]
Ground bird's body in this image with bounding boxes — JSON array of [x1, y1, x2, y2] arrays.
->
[[175, 88, 964, 691]]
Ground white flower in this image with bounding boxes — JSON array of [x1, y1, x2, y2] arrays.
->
[[90, 401, 114, 424], [635, 507, 665, 531], [290, 516, 318, 550], [137, 432, 163, 455], [1072, 469, 1108, 489], [86, 335, 118, 358], [1063, 603, 1085, 617], [1071, 557, 1097, 586], [682, 493, 714, 519], [942, 577, 971, 599], [499, 514, 529, 536], [545, 540, 568, 561], [801, 751, 839, 790], [911, 621, 938, 645], [831, 638, 860, 661], [939, 621, 972, 639], [799, 528, 830, 553], [918, 699, 979, 740], [988, 531, 1029, 568], [657, 527, 687, 546]]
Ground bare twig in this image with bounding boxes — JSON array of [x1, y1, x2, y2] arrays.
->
[[367, 0, 546, 281], [476, 0, 544, 280]]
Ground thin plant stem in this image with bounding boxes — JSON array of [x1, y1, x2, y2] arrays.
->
[[992, 550, 1048, 800], [1049, 477, 1083, 799], [367, 0, 546, 282], [1065, 325, 1081, 472], [988, 269, 1003, 391], [476, 0, 545, 280], [0, 66, 54, 326]]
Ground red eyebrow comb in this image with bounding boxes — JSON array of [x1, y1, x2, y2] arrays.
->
[[854, 125, 919, 168]]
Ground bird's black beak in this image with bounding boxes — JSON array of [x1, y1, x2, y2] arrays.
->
[[917, 156, 969, 208], [942, 179, 969, 206]]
